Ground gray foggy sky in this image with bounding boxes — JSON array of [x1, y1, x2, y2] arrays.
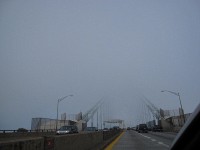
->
[[0, 0, 200, 129]]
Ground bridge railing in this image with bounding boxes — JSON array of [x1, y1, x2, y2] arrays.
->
[[0, 129, 56, 133], [0, 129, 56, 140]]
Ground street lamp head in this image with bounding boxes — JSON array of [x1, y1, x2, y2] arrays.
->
[[56, 94, 74, 130]]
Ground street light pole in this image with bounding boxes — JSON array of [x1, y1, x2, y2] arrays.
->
[[56, 94, 73, 130], [161, 90, 185, 124]]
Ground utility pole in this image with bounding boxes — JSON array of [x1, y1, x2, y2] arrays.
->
[[56, 94, 73, 130], [161, 90, 185, 124]]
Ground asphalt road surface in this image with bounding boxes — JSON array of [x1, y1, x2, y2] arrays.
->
[[112, 130, 177, 150]]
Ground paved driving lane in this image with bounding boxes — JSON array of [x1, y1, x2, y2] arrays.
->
[[111, 130, 176, 150]]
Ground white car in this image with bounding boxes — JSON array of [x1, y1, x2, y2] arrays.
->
[[56, 125, 78, 135]]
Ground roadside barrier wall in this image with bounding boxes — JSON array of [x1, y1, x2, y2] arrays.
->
[[48, 132, 103, 150], [0, 130, 122, 150], [0, 137, 44, 150], [0, 132, 55, 139]]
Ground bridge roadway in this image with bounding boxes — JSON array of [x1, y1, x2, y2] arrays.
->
[[106, 130, 177, 150]]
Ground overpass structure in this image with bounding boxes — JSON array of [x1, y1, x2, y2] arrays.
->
[[103, 119, 125, 129]]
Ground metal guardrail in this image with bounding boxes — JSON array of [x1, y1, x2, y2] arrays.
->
[[0, 129, 56, 134]]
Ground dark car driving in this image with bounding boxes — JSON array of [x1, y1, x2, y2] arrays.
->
[[84, 127, 98, 132], [152, 125, 163, 132], [138, 124, 148, 133]]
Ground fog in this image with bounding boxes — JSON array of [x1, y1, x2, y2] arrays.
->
[[0, 0, 200, 129]]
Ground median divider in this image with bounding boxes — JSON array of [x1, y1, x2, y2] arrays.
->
[[0, 130, 122, 150], [0, 137, 44, 150], [99, 130, 123, 150], [45, 132, 103, 150]]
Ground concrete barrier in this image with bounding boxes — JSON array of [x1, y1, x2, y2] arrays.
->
[[0, 137, 44, 150], [0, 132, 55, 139], [99, 130, 122, 149], [0, 130, 122, 150], [52, 132, 103, 150]]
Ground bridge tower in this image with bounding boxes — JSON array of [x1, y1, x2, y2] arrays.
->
[[142, 96, 161, 126], [77, 98, 104, 130]]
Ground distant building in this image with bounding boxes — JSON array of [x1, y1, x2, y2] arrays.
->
[[31, 112, 86, 131], [31, 118, 77, 130], [160, 113, 191, 132]]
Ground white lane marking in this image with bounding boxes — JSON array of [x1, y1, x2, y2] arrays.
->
[[138, 133, 170, 148], [141, 135, 150, 139], [158, 142, 170, 148], [139, 133, 150, 138]]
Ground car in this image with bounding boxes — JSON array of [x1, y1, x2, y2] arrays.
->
[[84, 127, 98, 132], [136, 125, 139, 131], [131, 127, 136, 131], [152, 125, 163, 132], [17, 128, 28, 132], [138, 124, 148, 133], [56, 125, 78, 135], [112, 126, 120, 130], [103, 128, 109, 131]]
